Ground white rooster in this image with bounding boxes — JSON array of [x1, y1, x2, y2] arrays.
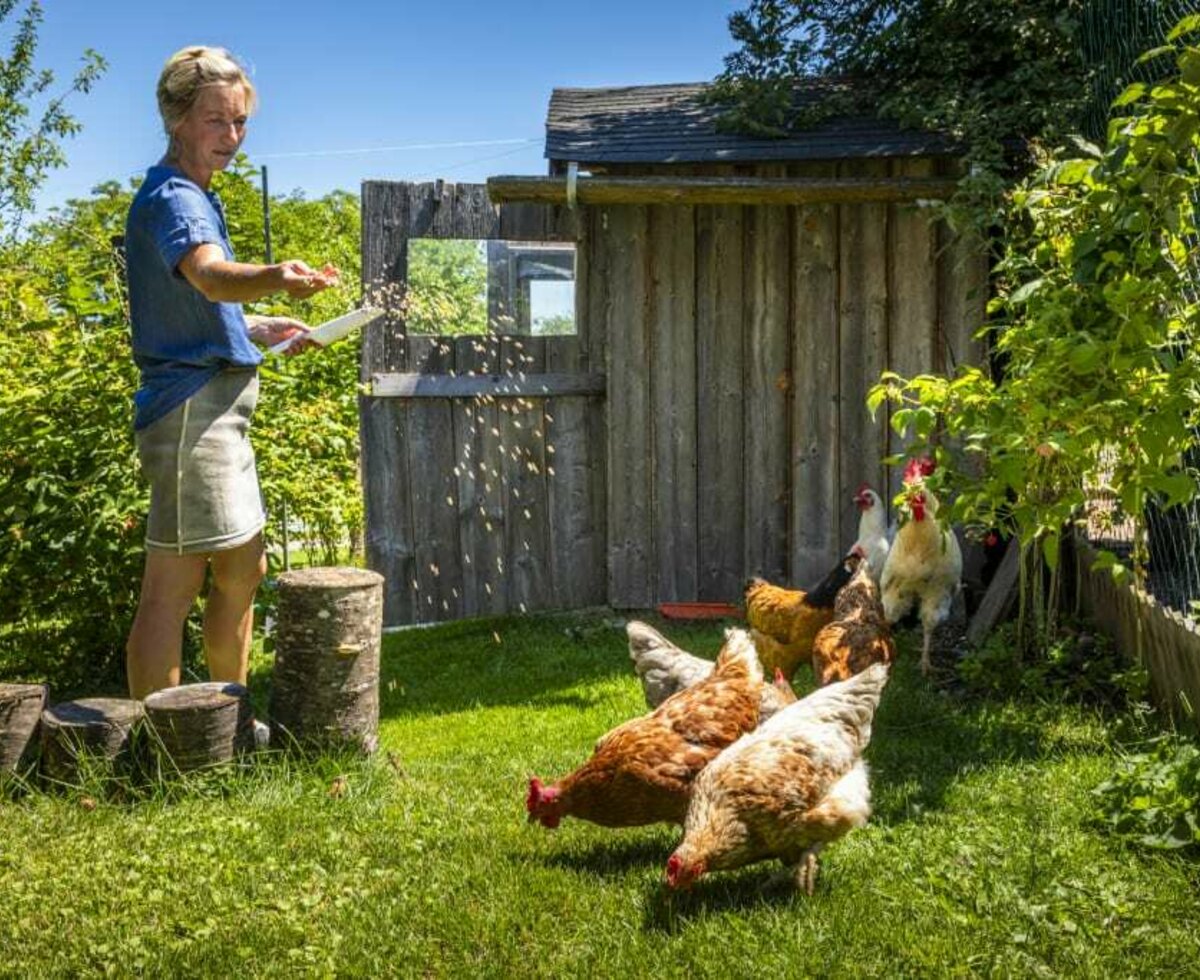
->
[[879, 457, 963, 676], [852, 484, 891, 582]]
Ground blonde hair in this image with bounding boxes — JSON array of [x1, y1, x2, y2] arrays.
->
[[157, 46, 256, 142]]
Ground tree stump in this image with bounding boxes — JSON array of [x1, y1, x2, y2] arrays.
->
[[1, 683, 48, 773], [40, 698, 144, 785], [143, 682, 254, 773], [270, 566, 384, 752]]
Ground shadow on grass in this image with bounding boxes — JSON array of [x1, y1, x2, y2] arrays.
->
[[641, 872, 799, 932], [376, 611, 704, 719], [538, 834, 674, 878]]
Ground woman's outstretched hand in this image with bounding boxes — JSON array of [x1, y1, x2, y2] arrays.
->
[[277, 260, 341, 299]]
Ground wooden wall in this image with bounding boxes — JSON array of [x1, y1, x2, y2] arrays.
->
[[361, 165, 988, 626], [594, 159, 988, 602], [360, 181, 605, 626]]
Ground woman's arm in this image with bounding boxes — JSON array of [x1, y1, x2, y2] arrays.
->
[[179, 243, 337, 303]]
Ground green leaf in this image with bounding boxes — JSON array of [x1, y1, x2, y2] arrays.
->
[[1167, 14, 1200, 41], [1112, 82, 1147, 107]]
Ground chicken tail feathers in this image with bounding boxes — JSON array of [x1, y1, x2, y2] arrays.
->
[[714, 627, 764, 683]]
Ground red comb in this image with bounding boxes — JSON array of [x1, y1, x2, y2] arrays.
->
[[526, 777, 545, 813], [902, 456, 936, 484]]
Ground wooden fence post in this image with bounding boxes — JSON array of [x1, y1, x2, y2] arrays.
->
[[0, 683, 48, 773], [270, 567, 384, 752], [39, 698, 143, 785], [143, 682, 255, 773]]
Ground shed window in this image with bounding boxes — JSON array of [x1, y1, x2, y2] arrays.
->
[[405, 238, 576, 336]]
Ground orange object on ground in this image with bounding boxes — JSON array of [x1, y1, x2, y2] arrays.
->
[[657, 602, 740, 620]]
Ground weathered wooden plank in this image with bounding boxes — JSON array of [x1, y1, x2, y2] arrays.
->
[[792, 164, 841, 586], [966, 538, 1020, 646], [886, 157, 940, 503], [605, 205, 654, 606], [487, 175, 961, 206], [500, 335, 551, 612], [451, 182, 500, 239], [581, 207, 610, 604], [453, 335, 506, 618], [743, 196, 791, 582], [405, 337, 464, 623], [361, 181, 411, 375], [648, 204, 699, 601], [938, 222, 989, 376], [498, 202, 548, 241], [360, 396, 416, 626], [838, 158, 891, 544], [371, 372, 605, 398], [695, 204, 745, 601]]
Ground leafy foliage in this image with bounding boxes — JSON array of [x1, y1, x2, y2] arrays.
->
[[869, 22, 1200, 643], [404, 239, 487, 334], [709, 1, 1091, 230], [0, 0, 105, 239], [0, 161, 363, 690], [1094, 734, 1200, 850], [957, 622, 1149, 709]]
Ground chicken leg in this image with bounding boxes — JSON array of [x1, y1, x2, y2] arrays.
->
[[793, 843, 825, 896]]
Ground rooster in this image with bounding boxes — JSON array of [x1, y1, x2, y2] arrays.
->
[[527, 628, 767, 830], [852, 484, 892, 582], [879, 456, 964, 676], [810, 548, 897, 686], [744, 553, 858, 681], [626, 621, 797, 720], [665, 662, 889, 895]]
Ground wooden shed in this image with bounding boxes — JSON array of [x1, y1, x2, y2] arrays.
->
[[360, 79, 988, 627]]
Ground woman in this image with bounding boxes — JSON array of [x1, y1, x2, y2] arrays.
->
[[124, 46, 337, 700]]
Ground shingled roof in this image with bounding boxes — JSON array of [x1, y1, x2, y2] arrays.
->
[[546, 79, 961, 166]]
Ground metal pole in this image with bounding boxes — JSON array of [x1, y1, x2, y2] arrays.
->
[[261, 163, 289, 571], [261, 164, 273, 264]]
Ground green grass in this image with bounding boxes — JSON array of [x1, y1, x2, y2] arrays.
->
[[2, 612, 1199, 977]]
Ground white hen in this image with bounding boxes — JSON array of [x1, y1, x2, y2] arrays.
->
[[666, 662, 889, 895]]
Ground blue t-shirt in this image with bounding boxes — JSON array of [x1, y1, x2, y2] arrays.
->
[[125, 165, 262, 430]]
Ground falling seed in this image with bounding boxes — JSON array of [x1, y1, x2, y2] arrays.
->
[[547, 445, 556, 455], [518, 603, 527, 613], [445, 496, 454, 506], [491, 427, 500, 437], [493, 631, 502, 644], [464, 554, 472, 566], [523, 508, 531, 519], [430, 563, 440, 577], [485, 521, 493, 532], [547, 466, 556, 476], [485, 583, 492, 595], [442, 600, 449, 611]]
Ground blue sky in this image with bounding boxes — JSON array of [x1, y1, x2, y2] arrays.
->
[[33, 0, 743, 212]]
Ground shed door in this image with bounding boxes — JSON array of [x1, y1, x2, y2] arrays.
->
[[359, 181, 606, 627]]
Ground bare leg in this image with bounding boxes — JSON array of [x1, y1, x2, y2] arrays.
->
[[126, 551, 208, 698], [203, 534, 266, 686]]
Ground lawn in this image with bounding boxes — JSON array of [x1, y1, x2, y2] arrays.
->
[[2, 612, 1198, 977]]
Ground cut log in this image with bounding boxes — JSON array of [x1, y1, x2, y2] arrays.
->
[[40, 697, 144, 785], [270, 567, 384, 752], [143, 682, 254, 773], [966, 538, 1021, 647], [1, 683, 48, 773]]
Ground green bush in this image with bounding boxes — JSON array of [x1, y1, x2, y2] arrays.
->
[[1094, 734, 1200, 850], [0, 165, 363, 692]]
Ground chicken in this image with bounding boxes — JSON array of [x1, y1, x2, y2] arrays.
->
[[852, 484, 891, 582], [626, 621, 797, 720], [744, 553, 858, 681], [810, 549, 897, 686], [665, 662, 889, 895], [879, 456, 964, 676], [526, 628, 768, 830]]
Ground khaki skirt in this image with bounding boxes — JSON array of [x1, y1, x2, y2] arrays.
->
[[136, 368, 266, 555]]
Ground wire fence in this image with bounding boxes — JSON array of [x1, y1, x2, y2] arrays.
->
[[1078, 0, 1200, 618]]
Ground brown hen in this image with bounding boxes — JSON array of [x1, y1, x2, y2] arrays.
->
[[744, 553, 858, 681], [811, 551, 897, 686], [527, 629, 765, 830]]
